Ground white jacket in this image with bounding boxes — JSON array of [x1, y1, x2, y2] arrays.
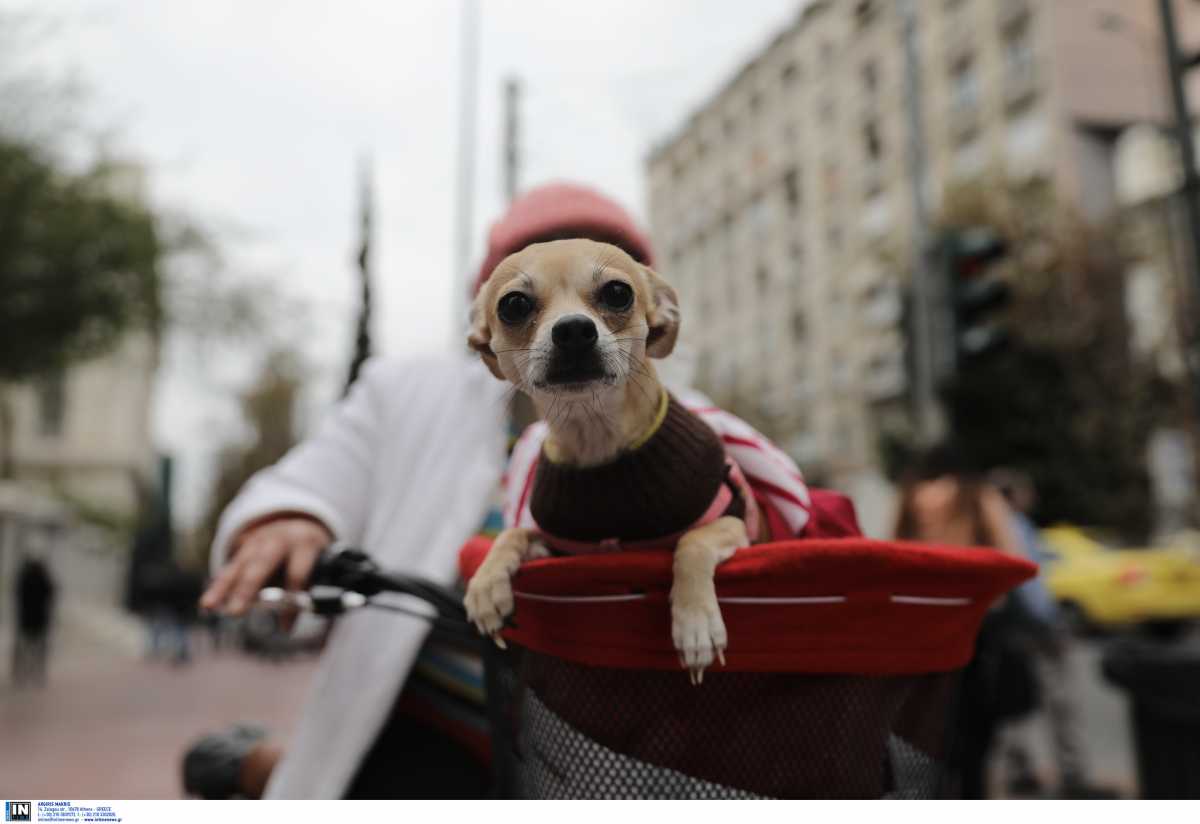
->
[[210, 354, 508, 799]]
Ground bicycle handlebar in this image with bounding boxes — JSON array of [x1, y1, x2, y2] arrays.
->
[[255, 544, 477, 637]]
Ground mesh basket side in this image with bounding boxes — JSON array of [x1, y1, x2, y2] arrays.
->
[[487, 647, 960, 799]]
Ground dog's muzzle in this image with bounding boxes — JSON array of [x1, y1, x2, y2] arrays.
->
[[544, 315, 605, 386]]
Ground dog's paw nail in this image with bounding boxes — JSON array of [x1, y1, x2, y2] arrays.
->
[[492, 634, 507, 649], [717, 648, 726, 667]]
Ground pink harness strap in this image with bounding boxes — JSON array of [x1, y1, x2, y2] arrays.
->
[[538, 458, 761, 555]]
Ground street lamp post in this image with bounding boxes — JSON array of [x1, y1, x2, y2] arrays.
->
[[453, 0, 481, 333], [1157, 0, 1200, 312], [896, 0, 944, 445], [1102, 4, 1200, 421], [1157, 0, 1200, 422]]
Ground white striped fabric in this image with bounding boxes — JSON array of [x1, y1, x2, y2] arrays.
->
[[502, 400, 812, 537]]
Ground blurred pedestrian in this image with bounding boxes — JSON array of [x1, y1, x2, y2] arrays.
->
[[893, 443, 1032, 799], [194, 182, 660, 799], [13, 553, 56, 687], [143, 562, 200, 666], [990, 469, 1111, 799]]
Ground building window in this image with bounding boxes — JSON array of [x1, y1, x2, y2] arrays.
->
[[832, 352, 851, 389], [723, 116, 737, 139], [37, 372, 66, 437], [953, 137, 985, 178], [863, 121, 884, 197], [781, 60, 799, 86], [1004, 19, 1035, 92], [854, 0, 879, 30], [863, 120, 882, 161], [835, 418, 854, 451], [790, 241, 805, 263], [827, 224, 843, 251], [791, 309, 807, 340], [823, 161, 841, 199], [749, 91, 764, 115], [748, 191, 773, 234], [756, 265, 770, 292], [819, 40, 834, 65], [782, 167, 801, 211], [950, 58, 979, 112], [862, 60, 879, 95]]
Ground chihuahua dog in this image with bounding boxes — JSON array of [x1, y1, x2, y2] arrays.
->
[[464, 238, 761, 682]]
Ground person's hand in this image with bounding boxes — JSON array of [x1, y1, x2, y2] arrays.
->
[[200, 516, 333, 615]]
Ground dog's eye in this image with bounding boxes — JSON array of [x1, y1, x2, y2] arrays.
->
[[599, 280, 634, 311], [497, 292, 535, 325]]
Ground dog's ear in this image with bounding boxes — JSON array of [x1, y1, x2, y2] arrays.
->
[[467, 294, 505, 380], [641, 265, 680, 359]]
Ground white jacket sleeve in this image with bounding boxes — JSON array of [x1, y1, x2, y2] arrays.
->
[[208, 358, 392, 573]]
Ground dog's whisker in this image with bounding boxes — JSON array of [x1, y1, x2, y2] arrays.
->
[[611, 321, 649, 335]]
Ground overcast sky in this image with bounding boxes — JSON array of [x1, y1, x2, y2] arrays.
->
[[10, 0, 803, 525]]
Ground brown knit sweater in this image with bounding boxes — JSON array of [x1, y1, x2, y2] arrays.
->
[[530, 394, 744, 543]]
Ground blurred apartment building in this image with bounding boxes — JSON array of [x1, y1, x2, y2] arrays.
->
[[646, 0, 1200, 506], [4, 159, 159, 527], [0, 330, 158, 626], [4, 332, 159, 524]]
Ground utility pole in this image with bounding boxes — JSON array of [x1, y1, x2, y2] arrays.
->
[[453, 0, 481, 323], [1158, 0, 1200, 417], [345, 156, 373, 394], [502, 76, 522, 204], [897, 0, 943, 443]]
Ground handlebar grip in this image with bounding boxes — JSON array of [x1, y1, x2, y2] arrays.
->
[[310, 544, 469, 624], [309, 543, 385, 593]]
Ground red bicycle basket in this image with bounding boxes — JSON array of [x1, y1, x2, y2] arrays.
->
[[460, 537, 1035, 798]]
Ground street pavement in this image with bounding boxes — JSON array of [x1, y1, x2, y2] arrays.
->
[[1, 607, 1151, 800], [0, 613, 318, 799], [995, 639, 1138, 798]]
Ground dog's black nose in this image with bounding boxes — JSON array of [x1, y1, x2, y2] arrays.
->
[[551, 315, 598, 354]]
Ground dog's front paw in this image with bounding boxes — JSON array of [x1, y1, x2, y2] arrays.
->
[[464, 566, 515, 647], [671, 594, 727, 685]]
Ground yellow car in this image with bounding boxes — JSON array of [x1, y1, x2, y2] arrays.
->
[[1040, 525, 1200, 634]]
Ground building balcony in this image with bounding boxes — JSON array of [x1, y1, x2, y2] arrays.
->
[[864, 364, 907, 401], [1004, 58, 1039, 111], [861, 159, 885, 199], [863, 350, 907, 401], [998, 0, 1031, 30], [943, 15, 976, 65], [861, 284, 902, 329], [948, 97, 981, 143]]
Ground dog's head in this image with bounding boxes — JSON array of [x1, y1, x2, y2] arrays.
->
[[468, 238, 679, 397]]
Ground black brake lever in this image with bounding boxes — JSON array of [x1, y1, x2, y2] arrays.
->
[[309, 544, 471, 624], [309, 544, 388, 595]]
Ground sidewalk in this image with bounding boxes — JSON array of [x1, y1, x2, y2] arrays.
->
[[0, 611, 319, 799]]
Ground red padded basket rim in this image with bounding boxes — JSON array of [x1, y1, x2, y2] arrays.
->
[[459, 536, 1036, 675]]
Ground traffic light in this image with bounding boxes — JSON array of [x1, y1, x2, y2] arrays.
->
[[943, 226, 1011, 370]]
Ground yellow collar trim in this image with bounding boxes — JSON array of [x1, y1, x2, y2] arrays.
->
[[627, 389, 670, 452]]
